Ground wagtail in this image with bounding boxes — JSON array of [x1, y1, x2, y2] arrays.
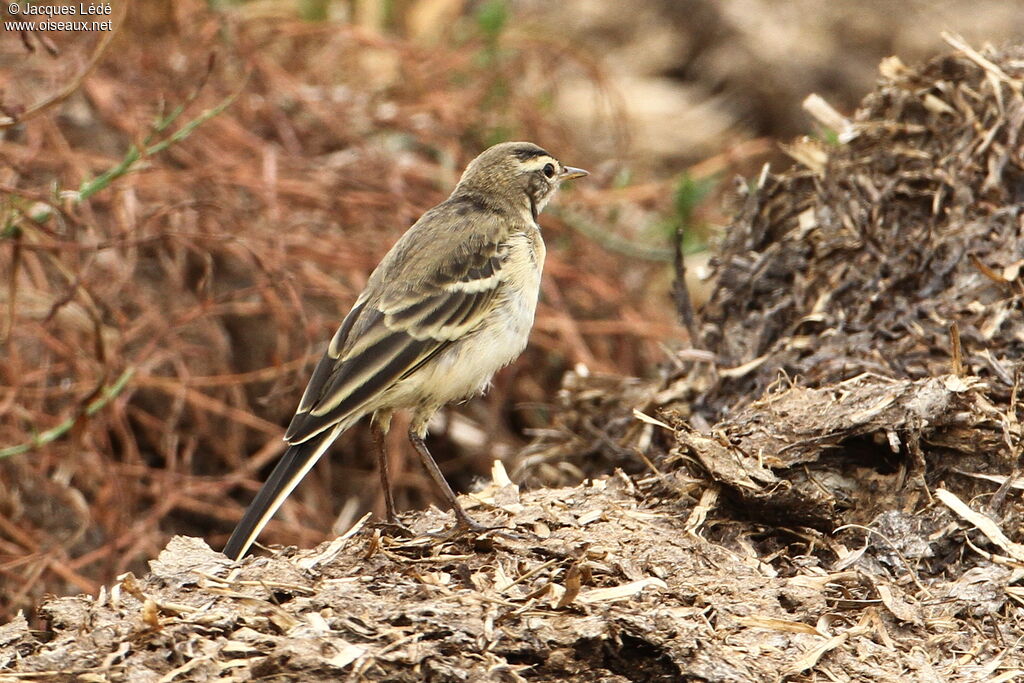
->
[[223, 142, 588, 560]]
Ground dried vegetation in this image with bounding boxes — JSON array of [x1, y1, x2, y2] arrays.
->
[[1, 2, 1024, 681], [517, 39, 1024, 680], [0, 0, 684, 622]]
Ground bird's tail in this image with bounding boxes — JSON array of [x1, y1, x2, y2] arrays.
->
[[223, 422, 347, 560]]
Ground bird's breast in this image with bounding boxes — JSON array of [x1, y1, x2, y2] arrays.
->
[[397, 227, 544, 408], [494, 227, 544, 350]]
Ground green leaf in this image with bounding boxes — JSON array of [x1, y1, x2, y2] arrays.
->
[[475, 0, 507, 42]]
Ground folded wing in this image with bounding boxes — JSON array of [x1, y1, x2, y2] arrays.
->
[[284, 226, 509, 444]]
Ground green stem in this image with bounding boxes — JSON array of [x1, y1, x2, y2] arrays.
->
[[0, 367, 135, 459], [5, 87, 243, 232], [554, 207, 676, 262], [76, 90, 241, 205]]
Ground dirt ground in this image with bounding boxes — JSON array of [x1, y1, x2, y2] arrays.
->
[[2, 3, 1024, 682]]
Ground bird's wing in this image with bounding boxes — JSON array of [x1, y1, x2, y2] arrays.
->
[[283, 212, 511, 444]]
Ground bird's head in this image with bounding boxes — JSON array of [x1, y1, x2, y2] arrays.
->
[[454, 142, 588, 219]]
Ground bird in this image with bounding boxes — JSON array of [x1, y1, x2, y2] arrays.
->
[[223, 142, 588, 560]]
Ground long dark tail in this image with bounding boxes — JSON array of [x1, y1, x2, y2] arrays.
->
[[223, 425, 342, 560]]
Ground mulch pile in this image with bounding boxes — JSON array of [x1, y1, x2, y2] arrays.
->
[[2, 26, 1023, 683], [515, 38, 1024, 679]]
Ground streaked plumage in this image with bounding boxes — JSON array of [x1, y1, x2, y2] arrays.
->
[[223, 142, 587, 560]]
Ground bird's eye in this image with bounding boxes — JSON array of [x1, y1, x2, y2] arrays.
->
[[543, 163, 555, 178]]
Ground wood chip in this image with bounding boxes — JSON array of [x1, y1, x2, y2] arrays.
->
[[576, 578, 667, 605], [733, 615, 827, 637], [935, 488, 1024, 562]]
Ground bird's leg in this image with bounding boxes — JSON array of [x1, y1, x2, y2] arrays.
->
[[407, 426, 490, 532], [371, 412, 399, 525]]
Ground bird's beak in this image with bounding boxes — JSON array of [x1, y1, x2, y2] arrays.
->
[[559, 166, 589, 181]]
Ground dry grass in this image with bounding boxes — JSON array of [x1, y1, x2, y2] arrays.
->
[[2, 9, 1024, 680], [0, 1, 722, 622]]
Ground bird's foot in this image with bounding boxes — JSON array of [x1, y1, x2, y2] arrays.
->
[[377, 517, 416, 538], [440, 508, 531, 543], [384, 507, 533, 544]]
